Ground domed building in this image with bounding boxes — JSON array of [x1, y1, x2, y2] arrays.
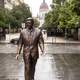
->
[[39, 0, 49, 20]]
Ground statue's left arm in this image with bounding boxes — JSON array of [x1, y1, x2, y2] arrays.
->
[[39, 31, 44, 54]]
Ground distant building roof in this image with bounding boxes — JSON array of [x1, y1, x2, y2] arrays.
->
[[40, 0, 49, 10]]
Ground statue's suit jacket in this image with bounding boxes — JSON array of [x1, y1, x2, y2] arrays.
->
[[18, 27, 44, 63]]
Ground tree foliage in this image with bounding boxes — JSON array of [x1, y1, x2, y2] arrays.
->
[[33, 18, 40, 27], [0, 8, 9, 28], [11, 3, 32, 28], [44, 0, 80, 30], [0, 3, 32, 29]]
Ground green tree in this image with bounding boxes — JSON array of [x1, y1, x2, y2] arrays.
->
[[0, 8, 7, 28], [11, 3, 32, 29], [44, 5, 60, 30], [52, 0, 65, 5], [33, 18, 40, 27], [45, 0, 80, 29]]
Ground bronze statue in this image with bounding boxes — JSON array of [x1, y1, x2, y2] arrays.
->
[[16, 17, 44, 80]]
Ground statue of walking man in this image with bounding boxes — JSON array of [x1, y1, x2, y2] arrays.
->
[[16, 17, 44, 80]]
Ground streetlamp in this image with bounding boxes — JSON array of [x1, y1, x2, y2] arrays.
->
[[9, 23, 11, 42], [75, 22, 79, 40]]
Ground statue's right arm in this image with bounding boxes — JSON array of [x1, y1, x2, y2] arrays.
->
[[16, 32, 23, 60]]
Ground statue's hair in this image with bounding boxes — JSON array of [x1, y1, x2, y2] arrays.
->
[[25, 17, 34, 25]]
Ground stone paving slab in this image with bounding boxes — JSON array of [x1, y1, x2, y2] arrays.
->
[[44, 44, 80, 54], [0, 54, 80, 80], [44, 37, 80, 44], [0, 53, 18, 80], [0, 53, 24, 80], [0, 44, 80, 54]]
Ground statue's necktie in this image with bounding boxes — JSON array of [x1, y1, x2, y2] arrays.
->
[[28, 31, 32, 45]]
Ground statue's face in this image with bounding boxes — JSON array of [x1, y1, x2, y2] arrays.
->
[[26, 20, 32, 29]]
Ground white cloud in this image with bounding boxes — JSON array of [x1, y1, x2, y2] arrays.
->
[[24, 0, 52, 17]]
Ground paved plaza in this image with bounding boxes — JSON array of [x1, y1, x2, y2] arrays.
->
[[0, 33, 80, 80], [0, 33, 80, 44], [0, 52, 80, 80]]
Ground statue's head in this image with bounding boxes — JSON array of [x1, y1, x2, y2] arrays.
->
[[25, 17, 34, 29]]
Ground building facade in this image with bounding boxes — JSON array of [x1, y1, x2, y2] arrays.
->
[[0, 0, 24, 9], [38, 0, 49, 27], [0, 0, 4, 8], [39, 0, 49, 20]]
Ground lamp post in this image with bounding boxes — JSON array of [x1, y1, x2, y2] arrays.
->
[[8, 23, 11, 42], [75, 22, 79, 40]]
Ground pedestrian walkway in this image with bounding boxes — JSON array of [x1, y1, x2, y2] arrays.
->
[[0, 33, 20, 44], [1, 53, 80, 80], [0, 34, 80, 80], [17, 54, 80, 80], [44, 37, 80, 44], [0, 33, 80, 44]]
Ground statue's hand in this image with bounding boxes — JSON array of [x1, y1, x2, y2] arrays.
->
[[16, 54, 19, 60], [41, 50, 45, 56]]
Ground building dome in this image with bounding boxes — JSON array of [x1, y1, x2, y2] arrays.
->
[[40, 0, 49, 10], [39, 0, 49, 20]]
